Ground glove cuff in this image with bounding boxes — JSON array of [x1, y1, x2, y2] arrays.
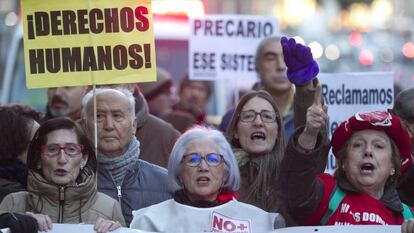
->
[[287, 60, 319, 85]]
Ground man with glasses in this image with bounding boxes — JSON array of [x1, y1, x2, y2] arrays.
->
[[82, 87, 171, 226]]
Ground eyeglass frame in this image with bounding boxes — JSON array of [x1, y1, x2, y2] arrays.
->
[[181, 153, 224, 167], [238, 110, 278, 123], [41, 143, 84, 157]]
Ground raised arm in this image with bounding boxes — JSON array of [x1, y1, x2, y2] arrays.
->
[[281, 36, 330, 173], [278, 84, 329, 224]]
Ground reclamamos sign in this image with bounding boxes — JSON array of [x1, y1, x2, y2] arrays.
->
[[21, 0, 156, 88]]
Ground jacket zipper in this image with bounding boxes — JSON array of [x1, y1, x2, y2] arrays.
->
[[58, 186, 65, 223], [116, 185, 122, 204]]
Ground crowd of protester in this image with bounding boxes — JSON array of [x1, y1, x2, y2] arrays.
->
[[1, 35, 414, 233]]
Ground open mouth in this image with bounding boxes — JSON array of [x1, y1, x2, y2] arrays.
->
[[55, 169, 68, 176], [250, 132, 266, 141], [197, 177, 210, 184], [360, 163, 375, 174]]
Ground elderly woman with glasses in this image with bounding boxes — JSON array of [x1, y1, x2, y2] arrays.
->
[[0, 117, 125, 233], [130, 126, 285, 232]]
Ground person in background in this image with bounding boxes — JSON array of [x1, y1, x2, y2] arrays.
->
[[42, 86, 87, 122], [138, 67, 176, 117], [82, 88, 171, 225], [0, 104, 40, 202], [254, 36, 295, 139], [164, 72, 212, 129], [130, 126, 285, 232], [138, 68, 196, 133], [391, 87, 414, 206], [278, 82, 414, 230], [91, 83, 180, 168], [0, 117, 125, 233]]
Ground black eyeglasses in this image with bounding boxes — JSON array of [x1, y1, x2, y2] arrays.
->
[[41, 143, 84, 157], [239, 110, 278, 123], [182, 153, 224, 167]]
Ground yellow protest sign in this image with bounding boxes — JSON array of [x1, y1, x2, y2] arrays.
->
[[21, 0, 156, 88]]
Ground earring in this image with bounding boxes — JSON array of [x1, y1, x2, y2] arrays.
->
[[390, 168, 395, 176]]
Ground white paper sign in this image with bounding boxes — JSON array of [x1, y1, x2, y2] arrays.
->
[[189, 15, 278, 82], [318, 72, 394, 173]]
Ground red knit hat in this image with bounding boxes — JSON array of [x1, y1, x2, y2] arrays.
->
[[331, 111, 412, 174]]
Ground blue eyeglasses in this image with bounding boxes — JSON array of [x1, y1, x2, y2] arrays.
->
[[182, 153, 224, 167]]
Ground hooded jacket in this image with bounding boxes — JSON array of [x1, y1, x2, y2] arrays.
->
[[0, 167, 125, 225]]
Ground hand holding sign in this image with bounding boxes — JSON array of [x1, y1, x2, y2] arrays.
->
[[281, 36, 319, 85], [298, 84, 328, 150]]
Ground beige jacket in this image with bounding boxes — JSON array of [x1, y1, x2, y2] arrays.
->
[[0, 169, 125, 226]]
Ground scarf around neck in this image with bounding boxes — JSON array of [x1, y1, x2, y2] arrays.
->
[[98, 137, 140, 186]]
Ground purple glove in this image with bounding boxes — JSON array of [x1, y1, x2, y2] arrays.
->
[[281, 36, 319, 85]]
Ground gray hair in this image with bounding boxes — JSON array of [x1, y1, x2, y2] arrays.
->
[[168, 126, 240, 193], [393, 87, 414, 123], [254, 36, 282, 70], [82, 87, 136, 121]]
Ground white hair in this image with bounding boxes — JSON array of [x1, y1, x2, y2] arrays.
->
[[81, 87, 136, 122], [168, 126, 240, 193]]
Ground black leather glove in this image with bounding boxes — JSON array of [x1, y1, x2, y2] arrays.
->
[[0, 212, 38, 233]]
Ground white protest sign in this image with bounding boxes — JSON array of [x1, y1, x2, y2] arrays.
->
[[319, 72, 394, 173], [0, 224, 404, 233], [189, 15, 278, 83]]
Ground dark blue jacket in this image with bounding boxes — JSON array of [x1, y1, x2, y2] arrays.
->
[[97, 159, 171, 226]]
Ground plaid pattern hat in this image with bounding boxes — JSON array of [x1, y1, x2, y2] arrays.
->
[[331, 111, 413, 174]]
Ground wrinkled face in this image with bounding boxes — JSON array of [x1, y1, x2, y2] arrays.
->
[[256, 40, 291, 93], [179, 81, 209, 112], [180, 138, 226, 202], [85, 91, 137, 157], [47, 86, 86, 118], [343, 130, 394, 194], [235, 97, 278, 155], [41, 129, 88, 185]]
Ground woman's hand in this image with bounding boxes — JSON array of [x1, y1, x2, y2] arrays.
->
[[298, 84, 328, 150], [402, 219, 414, 233], [94, 217, 122, 233], [25, 211, 53, 232]]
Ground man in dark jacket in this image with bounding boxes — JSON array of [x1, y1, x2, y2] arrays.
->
[[82, 88, 171, 226]]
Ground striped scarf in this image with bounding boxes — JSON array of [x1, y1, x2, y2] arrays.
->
[[97, 138, 140, 186]]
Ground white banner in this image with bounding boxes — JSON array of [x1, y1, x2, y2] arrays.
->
[[0, 224, 403, 233], [318, 72, 394, 174], [189, 14, 278, 83]]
